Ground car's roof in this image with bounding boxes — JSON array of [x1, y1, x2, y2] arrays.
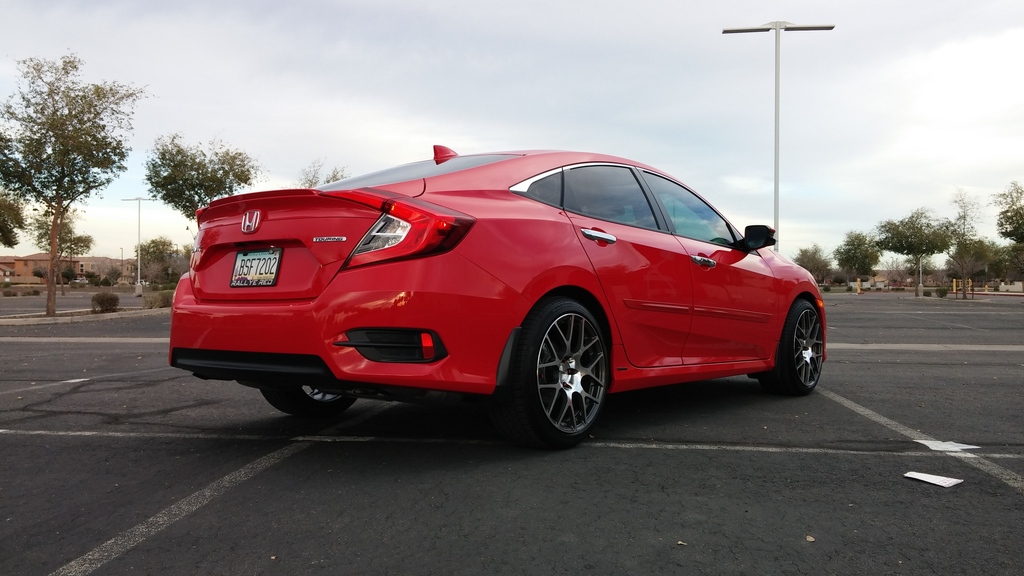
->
[[317, 149, 667, 194]]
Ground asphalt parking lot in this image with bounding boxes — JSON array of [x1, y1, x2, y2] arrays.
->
[[1, 292, 1022, 575]]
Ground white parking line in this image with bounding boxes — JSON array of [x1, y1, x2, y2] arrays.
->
[[0, 337, 169, 343], [48, 442, 312, 576], [0, 367, 180, 395], [819, 389, 1024, 495], [3, 427, 1023, 460], [828, 343, 1024, 351]]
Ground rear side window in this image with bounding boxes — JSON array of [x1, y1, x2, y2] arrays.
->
[[511, 171, 562, 206], [563, 165, 658, 230], [642, 171, 735, 245], [319, 154, 516, 191]]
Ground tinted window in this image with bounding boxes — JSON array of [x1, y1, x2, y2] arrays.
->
[[642, 172, 735, 245], [514, 171, 562, 205], [318, 154, 516, 191], [563, 165, 658, 229]]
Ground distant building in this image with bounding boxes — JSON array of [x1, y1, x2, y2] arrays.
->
[[75, 256, 121, 279], [0, 254, 128, 284]]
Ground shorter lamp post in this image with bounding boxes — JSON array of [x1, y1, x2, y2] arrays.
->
[[122, 197, 153, 296]]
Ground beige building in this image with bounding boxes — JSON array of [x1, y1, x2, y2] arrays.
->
[[0, 254, 128, 284]]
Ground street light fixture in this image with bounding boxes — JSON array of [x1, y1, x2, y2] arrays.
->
[[122, 197, 153, 296], [723, 21, 834, 252]]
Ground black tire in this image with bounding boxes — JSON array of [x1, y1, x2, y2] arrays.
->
[[259, 386, 356, 417], [489, 297, 610, 449], [758, 299, 824, 396]]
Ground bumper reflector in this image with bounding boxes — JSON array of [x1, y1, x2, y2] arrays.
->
[[335, 328, 447, 363]]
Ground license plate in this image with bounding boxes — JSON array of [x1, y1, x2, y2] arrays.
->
[[230, 248, 282, 287]]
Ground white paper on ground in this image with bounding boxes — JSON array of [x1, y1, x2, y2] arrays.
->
[[904, 472, 964, 487], [915, 440, 980, 452]]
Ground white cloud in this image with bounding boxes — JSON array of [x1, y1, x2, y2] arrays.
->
[[2, 0, 1024, 261]]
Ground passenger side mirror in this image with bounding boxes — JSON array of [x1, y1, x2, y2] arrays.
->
[[742, 225, 777, 251]]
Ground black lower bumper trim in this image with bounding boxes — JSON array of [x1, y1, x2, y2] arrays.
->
[[171, 348, 336, 384]]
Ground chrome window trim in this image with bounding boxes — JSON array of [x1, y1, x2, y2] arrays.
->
[[509, 167, 564, 194]]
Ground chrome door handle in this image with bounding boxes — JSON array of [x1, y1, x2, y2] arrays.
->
[[581, 229, 617, 244], [690, 255, 716, 268]]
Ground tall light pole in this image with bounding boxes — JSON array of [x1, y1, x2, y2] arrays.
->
[[122, 197, 153, 296], [723, 21, 834, 252]]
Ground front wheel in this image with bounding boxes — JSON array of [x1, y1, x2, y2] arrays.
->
[[758, 299, 823, 396], [259, 386, 356, 417], [490, 297, 610, 449]]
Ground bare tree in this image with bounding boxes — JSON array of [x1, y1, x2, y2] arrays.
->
[[882, 256, 908, 287], [297, 158, 347, 188], [947, 189, 985, 296]]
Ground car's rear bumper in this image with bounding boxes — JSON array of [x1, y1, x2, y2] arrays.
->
[[169, 252, 530, 395]]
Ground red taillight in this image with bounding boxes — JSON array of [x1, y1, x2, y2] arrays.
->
[[326, 190, 475, 269]]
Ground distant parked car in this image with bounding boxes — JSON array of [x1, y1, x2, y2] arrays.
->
[[169, 146, 826, 448]]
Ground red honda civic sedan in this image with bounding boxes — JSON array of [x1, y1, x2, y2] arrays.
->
[[170, 146, 826, 448]]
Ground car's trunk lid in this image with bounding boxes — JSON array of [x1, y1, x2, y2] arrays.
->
[[189, 189, 380, 301]]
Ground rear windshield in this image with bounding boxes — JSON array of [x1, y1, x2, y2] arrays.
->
[[318, 154, 518, 191]]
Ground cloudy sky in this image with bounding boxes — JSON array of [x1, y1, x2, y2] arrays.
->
[[2, 0, 1023, 261]]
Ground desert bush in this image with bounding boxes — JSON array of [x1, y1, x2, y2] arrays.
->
[[143, 290, 174, 309], [91, 292, 120, 313], [936, 287, 949, 298], [28, 289, 40, 296], [2, 289, 14, 297], [822, 285, 831, 292], [845, 285, 853, 292], [923, 289, 932, 297]]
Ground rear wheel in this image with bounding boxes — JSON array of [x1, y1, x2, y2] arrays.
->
[[490, 297, 609, 449], [758, 299, 823, 395], [259, 386, 356, 417]]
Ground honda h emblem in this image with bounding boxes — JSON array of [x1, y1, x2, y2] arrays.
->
[[240, 210, 261, 234]]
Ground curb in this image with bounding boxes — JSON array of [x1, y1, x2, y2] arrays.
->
[[0, 307, 170, 326]]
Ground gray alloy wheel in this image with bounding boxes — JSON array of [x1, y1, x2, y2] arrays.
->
[[758, 299, 823, 396], [490, 297, 609, 449], [259, 385, 357, 417]]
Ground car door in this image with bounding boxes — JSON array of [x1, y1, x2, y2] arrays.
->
[[561, 164, 693, 368], [639, 171, 778, 364]]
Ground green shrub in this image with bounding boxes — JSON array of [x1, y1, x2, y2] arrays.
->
[[923, 289, 932, 297], [143, 290, 174, 309], [822, 285, 831, 292], [845, 285, 853, 292], [936, 287, 949, 298], [2, 289, 14, 297], [1, 281, 10, 288], [91, 292, 120, 313]]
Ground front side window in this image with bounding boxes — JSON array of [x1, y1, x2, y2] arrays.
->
[[642, 172, 735, 246], [563, 165, 658, 229]]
